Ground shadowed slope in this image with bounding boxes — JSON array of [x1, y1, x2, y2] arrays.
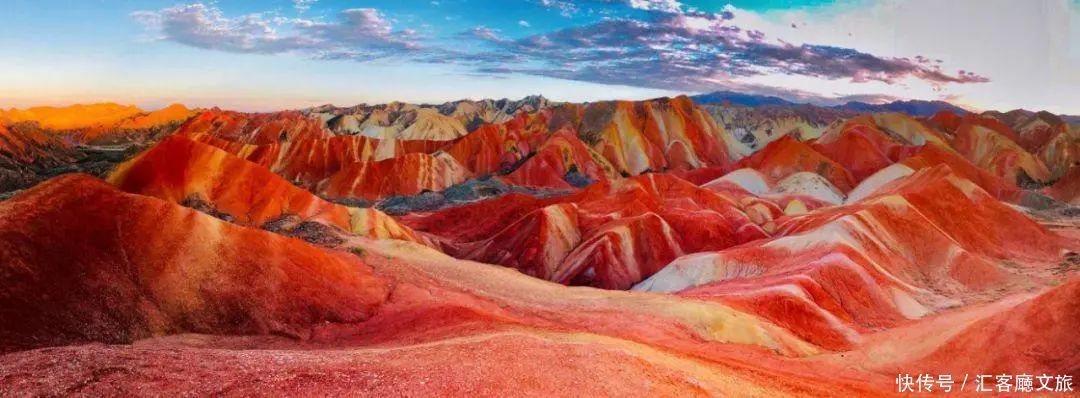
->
[[0, 124, 72, 168], [1044, 166, 1080, 204], [0, 124, 75, 191], [504, 129, 618, 189]]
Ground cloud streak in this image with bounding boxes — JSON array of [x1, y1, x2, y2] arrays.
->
[[132, 1, 988, 101], [132, 3, 419, 59], [462, 11, 987, 92]]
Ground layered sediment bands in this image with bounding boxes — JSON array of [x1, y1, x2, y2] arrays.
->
[[504, 129, 618, 188], [0, 124, 72, 168], [108, 136, 427, 244], [893, 144, 1023, 202], [636, 166, 1069, 350], [953, 120, 1053, 184], [314, 95, 549, 141], [175, 109, 331, 145], [443, 110, 556, 175], [187, 133, 445, 187], [0, 124, 76, 191], [810, 118, 902, 182], [868, 112, 952, 147], [577, 96, 745, 175], [701, 168, 838, 218], [75, 104, 195, 144], [1, 95, 1078, 395], [317, 152, 473, 202], [0, 175, 390, 353], [1036, 125, 1080, 179], [403, 173, 768, 289], [736, 135, 857, 192], [1045, 166, 1080, 204], [0, 223, 885, 395]]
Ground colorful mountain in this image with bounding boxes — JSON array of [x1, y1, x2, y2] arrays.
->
[[0, 95, 1078, 396], [175, 109, 330, 145], [108, 135, 428, 244]]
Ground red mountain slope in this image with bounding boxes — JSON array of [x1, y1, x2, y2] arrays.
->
[[952, 119, 1052, 184], [736, 135, 857, 192], [504, 128, 618, 189], [637, 166, 1069, 350], [0, 175, 390, 353], [578, 96, 741, 175], [108, 136, 427, 244], [403, 173, 768, 289], [175, 109, 331, 145], [317, 152, 473, 201], [0, 124, 72, 168]]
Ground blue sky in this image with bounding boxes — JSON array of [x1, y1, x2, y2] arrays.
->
[[1, 0, 1077, 113]]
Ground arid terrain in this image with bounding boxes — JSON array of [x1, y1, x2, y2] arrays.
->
[[0, 96, 1077, 396]]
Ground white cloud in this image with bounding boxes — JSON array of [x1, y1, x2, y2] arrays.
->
[[518, 20, 531, 27], [293, 0, 317, 14], [625, 0, 683, 13], [133, 4, 420, 59], [722, 0, 1080, 113]]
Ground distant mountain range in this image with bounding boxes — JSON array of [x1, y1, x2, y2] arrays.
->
[[691, 91, 970, 117], [691, 91, 799, 107]]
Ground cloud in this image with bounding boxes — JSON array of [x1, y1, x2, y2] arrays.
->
[[537, 0, 577, 17], [132, 3, 419, 59], [131, 1, 990, 106], [518, 20, 531, 27], [537, 0, 685, 16], [293, 0, 316, 14], [461, 10, 988, 92], [621, 0, 684, 13]]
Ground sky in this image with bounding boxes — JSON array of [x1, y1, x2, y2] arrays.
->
[[0, 0, 1077, 113]]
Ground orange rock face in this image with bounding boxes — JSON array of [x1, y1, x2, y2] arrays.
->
[[904, 275, 1080, 377], [894, 144, 1023, 202], [0, 103, 143, 131], [0, 124, 76, 191], [0, 103, 195, 145]]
